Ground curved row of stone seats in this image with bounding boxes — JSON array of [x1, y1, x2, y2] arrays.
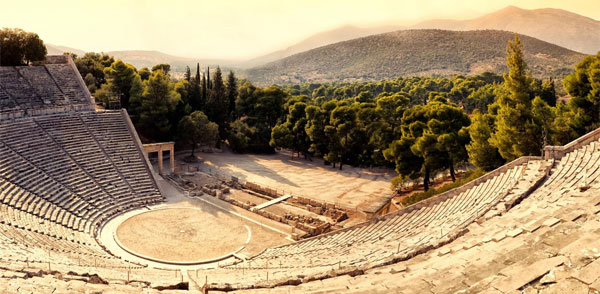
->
[[0, 124, 114, 234], [0, 259, 189, 293], [285, 134, 600, 294], [224, 159, 547, 274], [0, 149, 97, 232], [80, 111, 161, 198], [0, 67, 45, 110], [15, 67, 70, 107], [533, 140, 600, 202], [44, 64, 92, 106], [0, 86, 19, 112], [0, 112, 162, 236], [0, 204, 98, 249], [0, 214, 184, 287], [0, 59, 94, 121]]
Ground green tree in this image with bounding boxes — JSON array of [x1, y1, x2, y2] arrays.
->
[[466, 110, 504, 171], [0, 28, 46, 66], [563, 52, 600, 134], [531, 96, 554, 149], [329, 105, 357, 170], [230, 83, 286, 153], [228, 120, 254, 153], [270, 102, 310, 158], [490, 35, 542, 160], [137, 70, 181, 141], [226, 71, 238, 122], [103, 60, 139, 109], [151, 63, 171, 74], [74, 52, 115, 91], [371, 93, 409, 162], [551, 102, 579, 145], [138, 67, 151, 81], [425, 100, 471, 181], [540, 79, 557, 107], [206, 66, 228, 140], [178, 111, 218, 156], [305, 101, 336, 160], [84, 73, 97, 93]]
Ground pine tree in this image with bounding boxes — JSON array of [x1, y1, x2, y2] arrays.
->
[[490, 35, 542, 160], [138, 70, 181, 141], [466, 110, 504, 171]]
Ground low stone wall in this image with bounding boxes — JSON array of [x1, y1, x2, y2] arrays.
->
[[243, 182, 281, 198], [544, 127, 600, 160]]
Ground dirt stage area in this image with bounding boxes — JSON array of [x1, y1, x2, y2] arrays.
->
[[116, 208, 249, 262], [188, 150, 396, 211]]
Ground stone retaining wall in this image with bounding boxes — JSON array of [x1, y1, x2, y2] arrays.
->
[[544, 127, 600, 160]]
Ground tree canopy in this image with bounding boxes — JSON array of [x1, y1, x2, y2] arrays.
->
[[0, 28, 47, 66], [178, 111, 218, 156], [61, 34, 600, 198]]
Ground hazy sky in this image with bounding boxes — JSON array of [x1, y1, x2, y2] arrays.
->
[[2, 0, 598, 59]]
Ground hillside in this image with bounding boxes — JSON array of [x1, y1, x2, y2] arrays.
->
[[43, 46, 238, 72], [243, 29, 585, 85], [246, 6, 599, 68], [242, 25, 402, 68], [413, 6, 600, 54], [105, 50, 240, 71], [45, 43, 85, 56]]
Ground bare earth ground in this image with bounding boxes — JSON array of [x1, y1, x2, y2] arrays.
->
[[100, 166, 291, 269], [192, 150, 396, 211], [116, 208, 249, 262]]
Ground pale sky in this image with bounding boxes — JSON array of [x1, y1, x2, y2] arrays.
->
[[1, 0, 598, 59]]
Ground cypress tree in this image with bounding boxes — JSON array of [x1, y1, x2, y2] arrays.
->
[[187, 63, 201, 111], [184, 66, 191, 81], [226, 71, 238, 121], [201, 72, 207, 107], [207, 67, 211, 90], [195, 63, 200, 84], [206, 67, 227, 140]]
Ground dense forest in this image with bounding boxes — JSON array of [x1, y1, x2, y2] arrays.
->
[[3, 28, 598, 194], [70, 35, 599, 194]]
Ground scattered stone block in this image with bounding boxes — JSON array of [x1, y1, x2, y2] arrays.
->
[[507, 228, 524, 238], [572, 258, 600, 284], [493, 256, 567, 292], [523, 219, 542, 232], [437, 247, 451, 256], [492, 232, 507, 242], [542, 217, 561, 227]]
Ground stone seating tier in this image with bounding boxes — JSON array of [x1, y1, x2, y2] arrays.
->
[[0, 59, 94, 120]]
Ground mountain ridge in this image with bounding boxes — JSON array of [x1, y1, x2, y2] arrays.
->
[[243, 29, 585, 85], [412, 6, 600, 54], [43, 6, 599, 73]]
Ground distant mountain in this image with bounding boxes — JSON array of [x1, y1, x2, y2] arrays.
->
[[413, 6, 600, 55], [45, 43, 85, 56], [44, 46, 238, 72], [242, 6, 599, 69], [241, 25, 403, 68], [244, 29, 585, 85], [105, 50, 238, 72]]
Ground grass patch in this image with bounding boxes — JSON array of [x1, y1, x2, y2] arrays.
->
[[401, 169, 486, 207]]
